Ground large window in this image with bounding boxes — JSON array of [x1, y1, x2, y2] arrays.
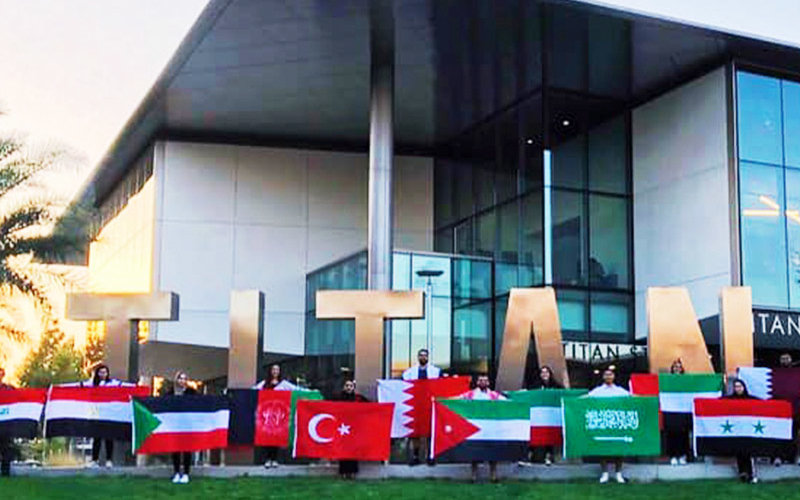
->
[[737, 70, 800, 308]]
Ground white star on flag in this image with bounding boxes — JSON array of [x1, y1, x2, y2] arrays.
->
[[445, 425, 453, 433], [338, 423, 351, 436]]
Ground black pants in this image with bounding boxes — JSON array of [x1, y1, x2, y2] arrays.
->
[[339, 460, 359, 476], [0, 437, 11, 477], [91, 439, 114, 462], [263, 446, 279, 462], [665, 428, 691, 458], [172, 452, 192, 475], [736, 455, 753, 480]]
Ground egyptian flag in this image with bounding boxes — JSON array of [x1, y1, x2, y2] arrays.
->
[[227, 389, 323, 447], [377, 376, 470, 438], [0, 389, 46, 438], [737, 367, 800, 411], [132, 395, 230, 454], [44, 386, 150, 439], [694, 398, 793, 457], [293, 400, 393, 461], [430, 399, 530, 462], [505, 389, 587, 446]]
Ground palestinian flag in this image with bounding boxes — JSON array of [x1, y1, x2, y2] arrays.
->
[[132, 395, 230, 454], [227, 389, 323, 447], [0, 389, 46, 438], [378, 376, 470, 438], [505, 389, 587, 446], [430, 399, 529, 462], [694, 398, 793, 457], [44, 386, 150, 439], [737, 367, 800, 411]]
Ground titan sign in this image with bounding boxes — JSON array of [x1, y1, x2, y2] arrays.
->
[[753, 309, 800, 349]]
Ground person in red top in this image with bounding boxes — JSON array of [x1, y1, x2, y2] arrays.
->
[[0, 366, 15, 477]]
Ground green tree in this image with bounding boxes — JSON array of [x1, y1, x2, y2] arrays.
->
[[17, 324, 83, 387]]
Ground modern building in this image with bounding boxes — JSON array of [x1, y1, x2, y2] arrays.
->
[[71, 0, 800, 392]]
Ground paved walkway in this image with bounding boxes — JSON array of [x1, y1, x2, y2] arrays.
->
[[11, 462, 800, 482]]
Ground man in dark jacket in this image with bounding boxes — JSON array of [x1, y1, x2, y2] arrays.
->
[[0, 367, 15, 477]]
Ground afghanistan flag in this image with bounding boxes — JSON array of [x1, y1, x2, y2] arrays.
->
[[378, 376, 470, 438], [132, 395, 230, 454], [44, 386, 150, 440], [505, 389, 587, 446], [563, 396, 660, 458], [693, 398, 793, 457], [737, 367, 800, 411], [430, 399, 530, 462], [227, 389, 323, 447], [0, 389, 46, 438], [293, 400, 393, 461]]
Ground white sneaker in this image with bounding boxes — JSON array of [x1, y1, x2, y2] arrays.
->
[[544, 456, 553, 466], [86, 461, 98, 469], [599, 472, 609, 484], [271, 460, 279, 468], [751, 477, 759, 484], [179, 474, 189, 484], [670, 457, 678, 466], [678, 456, 687, 466], [615, 472, 626, 484], [171, 473, 181, 484], [105, 460, 113, 468], [264, 461, 271, 469]]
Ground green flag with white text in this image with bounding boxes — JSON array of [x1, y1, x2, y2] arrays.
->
[[563, 396, 660, 458]]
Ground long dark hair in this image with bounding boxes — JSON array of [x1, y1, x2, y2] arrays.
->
[[729, 377, 750, 397], [540, 365, 558, 387], [92, 364, 110, 387]]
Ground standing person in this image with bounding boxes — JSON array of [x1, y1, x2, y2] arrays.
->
[[85, 364, 121, 468], [402, 349, 440, 466], [168, 371, 197, 484], [726, 378, 759, 483], [459, 374, 506, 483], [337, 380, 369, 479], [588, 368, 629, 484], [666, 359, 691, 466], [0, 367, 14, 477], [253, 364, 295, 468], [534, 366, 562, 466]]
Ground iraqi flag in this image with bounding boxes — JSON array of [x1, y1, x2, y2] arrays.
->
[[378, 376, 470, 438], [0, 389, 46, 438], [694, 398, 793, 457], [293, 400, 393, 461], [227, 389, 323, 447], [430, 399, 530, 462], [737, 367, 800, 411], [44, 386, 150, 440], [505, 389, 587, 446], [132, 395, 230, 454]]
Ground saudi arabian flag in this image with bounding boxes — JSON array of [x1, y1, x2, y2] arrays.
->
[[563, 396, 660, 458], [431, 399, 530, 463], [658, 374, 723, 413]]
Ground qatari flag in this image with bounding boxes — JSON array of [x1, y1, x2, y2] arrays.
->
[[0, 389, 47, 438], [44, 386, 150, 440], [738, 367, 800, 412]]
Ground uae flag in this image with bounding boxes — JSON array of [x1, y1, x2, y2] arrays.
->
[[659, 373, 723, 431], [430, 399, 530, 462], [293, 400, 393, 461], [0, 389, 46, 438], [377, 376, 470, 438], [505, 389, 587, 446], [227, 389, 323, 447], [694, 398, 793, 457], [737, 367, 800, 411], [44, 386, 150, 440], [132, 395, 230, 454]]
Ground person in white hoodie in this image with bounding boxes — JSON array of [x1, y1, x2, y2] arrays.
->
[[402, 349, 440, 465], [588, 367, 630, 484]]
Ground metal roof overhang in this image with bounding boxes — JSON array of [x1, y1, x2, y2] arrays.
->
[[78, 0, 800, 206]]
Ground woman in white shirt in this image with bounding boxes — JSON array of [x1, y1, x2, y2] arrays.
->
[[588, 368, 629, 484]]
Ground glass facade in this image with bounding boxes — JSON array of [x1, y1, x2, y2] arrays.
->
[[737, 70, 800, 308]]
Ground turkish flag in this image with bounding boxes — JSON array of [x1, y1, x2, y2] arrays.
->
[[293, 400, 393, 461], [254, 391, 292, 446]]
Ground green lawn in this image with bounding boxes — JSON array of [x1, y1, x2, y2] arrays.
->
[[2, 477, 800, 500]]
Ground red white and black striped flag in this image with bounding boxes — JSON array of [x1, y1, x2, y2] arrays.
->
[[44, 386, 150, 440], [0, 389, 47, 438]]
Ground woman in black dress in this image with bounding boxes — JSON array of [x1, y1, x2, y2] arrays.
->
[[338, 379, 368, 479], [726, 378, 758, 483]]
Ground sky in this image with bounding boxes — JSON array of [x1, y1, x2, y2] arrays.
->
[[1, 0, 800, 192]]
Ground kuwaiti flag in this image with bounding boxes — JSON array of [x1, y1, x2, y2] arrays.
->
[[44, 386, 150, 440], [430, 399, 530, 462], [0, 389, 46, 438], [694, 398, 793, 457], [227, 389, 323, 447], [132, 395, 230, 454], [737, 367, 800, 411], [378, 376, 469, 438], [505, 389, 587, 446]]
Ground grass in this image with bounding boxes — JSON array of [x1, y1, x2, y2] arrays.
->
[[2, 477, 800, 500]]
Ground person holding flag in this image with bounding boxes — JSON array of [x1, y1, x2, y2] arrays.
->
[[587, 367, 629, 484], [531, 366, 562, 466], [336, 379, 369, 479], [253, 364, 295, 468], [665, 359, 691, 466], [84, 364, 124, 468], [402, 349, 440, 466], [459, 374, 506, 483], [0, 366, 14, 477], [167, 371, 198, 484], [726, 378, 759, 483]]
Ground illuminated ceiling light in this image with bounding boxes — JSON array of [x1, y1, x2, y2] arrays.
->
[[743, 209, 780, 217], [526, 138, 534, 145], [758, 195, 780, 210], [561, 119, 571, 127]]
